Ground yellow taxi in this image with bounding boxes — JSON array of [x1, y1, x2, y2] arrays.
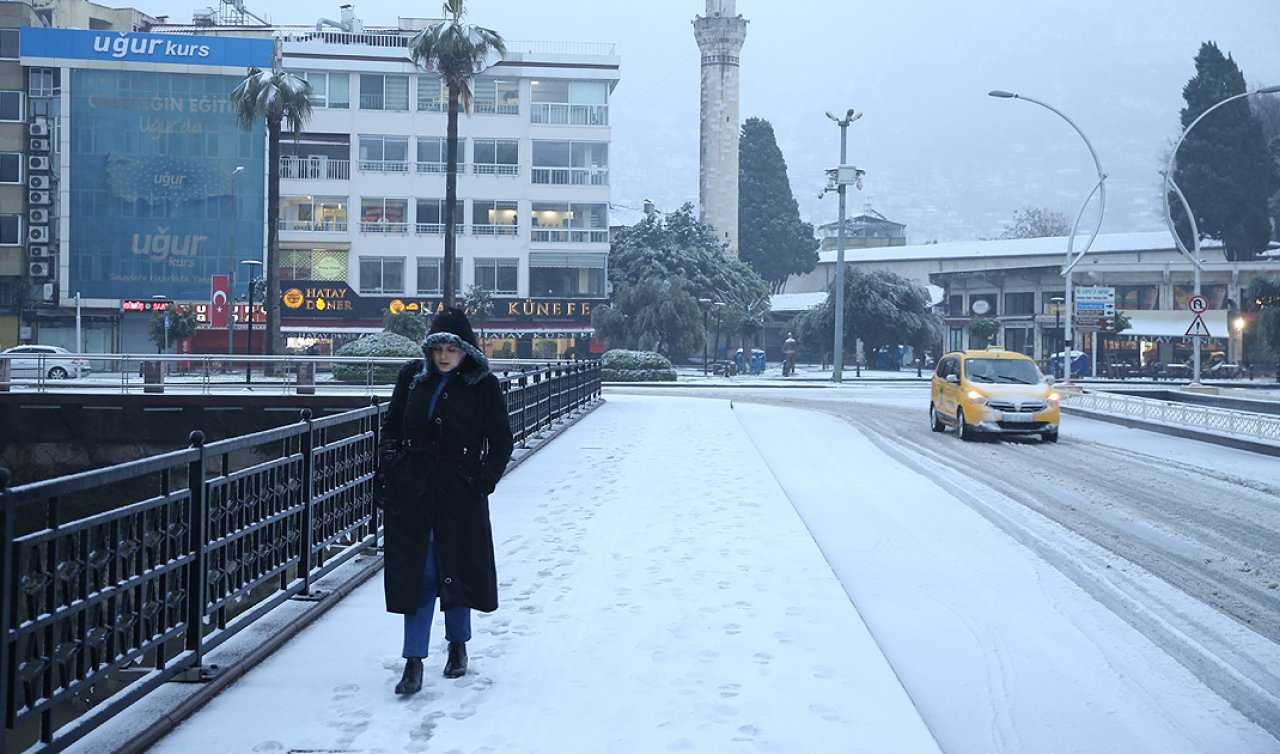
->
[[929, 347, 1061, 442]]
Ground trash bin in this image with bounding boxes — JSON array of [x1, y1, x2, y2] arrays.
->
[[143, 360, 164, 394], [296, 360, 316, 395]]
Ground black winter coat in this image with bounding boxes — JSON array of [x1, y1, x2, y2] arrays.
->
[[379, 355, 514, 615]]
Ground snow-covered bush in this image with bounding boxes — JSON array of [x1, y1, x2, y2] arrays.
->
[[332, 332, 422, 384], [601, 349, 676, 382]]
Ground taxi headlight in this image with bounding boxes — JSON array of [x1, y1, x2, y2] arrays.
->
[[966, 390, 988, 405], [1047, 391, 1062, 403]]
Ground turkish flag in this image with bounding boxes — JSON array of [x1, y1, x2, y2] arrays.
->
[[211, 274, 230, 328]]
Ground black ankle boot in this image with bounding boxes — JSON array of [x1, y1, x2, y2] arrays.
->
[[395, 657, 423, 695], [443, 641, 467, 678]]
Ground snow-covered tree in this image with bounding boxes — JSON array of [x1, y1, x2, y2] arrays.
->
[[792, 268, 942, 365], [738, 117, 818, 292], [998, 207, 1071, 239], [591, 276, 704, 359]]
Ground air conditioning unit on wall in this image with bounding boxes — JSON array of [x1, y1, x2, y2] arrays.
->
[[29, 174, 51, 190], [29, 138, 50, 152], [29, 244, 49, 258], [28, 156, 50, 172], [29, 261, 49, 278], [29, 208, 49, 224], [29, 226, 49, 243], [29, 122, 49, 137], [29, 190, 51, 205]]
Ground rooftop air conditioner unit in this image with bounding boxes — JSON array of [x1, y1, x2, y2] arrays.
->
[[29, 244, 49, 258], [29, 175, 51, 190], [28, 226, 49, 243], [29, 261, 49, 278], [29, 122, 49, 138], [28, 156, 49, 172], [29, 208, 49, 224], [30, 138, 50, 152], [29, 190, 51, 205]]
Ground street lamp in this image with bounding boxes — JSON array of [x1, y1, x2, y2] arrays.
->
[[989, 90, 1107, 387], [1161, 84, 1280, 385], [823, 108, 863, 383], [227, 165, 245, 357], [698, 298, 712, 375], [241, 259, 263, 384], [712, 301, 726, 371], [1050, 296, 1065, 378]]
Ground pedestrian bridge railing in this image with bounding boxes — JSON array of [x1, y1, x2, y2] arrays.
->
[[1065, 388, 1280, 444], [1, 362, 600, 754]]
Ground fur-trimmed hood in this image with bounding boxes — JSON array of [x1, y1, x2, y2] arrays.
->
[[412, 332, 491, 387]]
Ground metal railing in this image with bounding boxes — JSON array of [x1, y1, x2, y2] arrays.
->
[[530, 103, 609, 126], [1066, 389, 1280, 443], [280, 157, 350, 181], [530, 167, 609, 186], [1, 361, 601, 753], [530, 228, 609, 244]]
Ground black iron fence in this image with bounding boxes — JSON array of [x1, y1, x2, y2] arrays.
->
[[1, 362, 600, 754]]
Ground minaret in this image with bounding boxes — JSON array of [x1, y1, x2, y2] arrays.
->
[[693, 0, 747, 258]]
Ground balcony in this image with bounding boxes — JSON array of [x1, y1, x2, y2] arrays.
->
[[473, 163, 519, 176], [280, 156, 350, 180], [473, 101, 519, 116], [416, 161, 467, 175], [473, 224, 518, 237], [360, 220, 409, 235], [531, 103, 608, 126], [531, 167, 609, 186], [530, 228, 609, 243], [279, 219, 349, 232], [359, 160, 411, 174]]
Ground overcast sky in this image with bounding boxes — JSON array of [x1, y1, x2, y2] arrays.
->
[[146, 0, 1280, 243]]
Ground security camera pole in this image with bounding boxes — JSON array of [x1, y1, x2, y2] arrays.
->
[[823, 108, 863, 382]]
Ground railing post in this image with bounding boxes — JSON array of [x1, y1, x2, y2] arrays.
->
[[369, 398, 381, 545], [299, 408, 315, 595], [1, 468, 12, 752], [184, 431, 207, 666]]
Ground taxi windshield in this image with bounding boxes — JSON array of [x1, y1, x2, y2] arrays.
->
[[964, 358, 1042, 384]]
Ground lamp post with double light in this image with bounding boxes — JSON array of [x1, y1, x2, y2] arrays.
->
[[823, 108, 863, 382], [1161, 84, 1280, 385], [989, 90, 1107, 387], [698, 298, 712, 375], [241, 259, 263, 384]]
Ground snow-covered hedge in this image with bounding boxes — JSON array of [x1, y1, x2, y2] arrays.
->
[[601, 349, 677, 382], [332, 332, 422, 384]]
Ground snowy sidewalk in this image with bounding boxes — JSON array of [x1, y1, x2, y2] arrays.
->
[[132, 394, 940, 754]]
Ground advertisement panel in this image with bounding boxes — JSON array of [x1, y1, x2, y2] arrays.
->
[[20, 27, 273, 68], [69, 68, 266, 301]]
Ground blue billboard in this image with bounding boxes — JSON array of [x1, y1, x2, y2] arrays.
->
[[20, 27, 273, 68], [69, 69, 267, 301]]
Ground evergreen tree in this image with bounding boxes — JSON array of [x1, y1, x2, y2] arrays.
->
[[791, 269, 942, 365], [591, 276, 704, 358], [1171, 42, 1277, 261], [998, 207, 1071, 239], [737, 118, 818, 293]]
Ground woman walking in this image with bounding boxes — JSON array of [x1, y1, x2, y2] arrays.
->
[[379, 308, 514, 695]]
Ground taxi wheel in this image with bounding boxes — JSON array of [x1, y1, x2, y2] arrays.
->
[[1041, 429, 1059, 443], [956, 410, 973, 441], [929, 404, 946, 433]]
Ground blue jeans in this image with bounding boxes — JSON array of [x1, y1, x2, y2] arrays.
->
[[402, 538, 471, 658]]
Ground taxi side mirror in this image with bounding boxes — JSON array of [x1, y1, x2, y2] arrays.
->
[[944, 374, 959, 384]]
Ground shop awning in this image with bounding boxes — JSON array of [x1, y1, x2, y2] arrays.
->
[[1116, 309, 1228, 341]]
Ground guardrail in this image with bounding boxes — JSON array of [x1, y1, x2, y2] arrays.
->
[[1066, 389, 1280, 444], [1, 361, 601, 753]]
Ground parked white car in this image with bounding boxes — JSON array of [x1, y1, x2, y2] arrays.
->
[[0, 345, 91, 379]]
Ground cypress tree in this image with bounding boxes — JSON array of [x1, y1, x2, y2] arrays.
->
[[738, 117, 819, 292], [1171, 42, 1278, 261]]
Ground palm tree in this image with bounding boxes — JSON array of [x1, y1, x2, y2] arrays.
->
[[231, 65, 313, 360], [409, 0, 506, 309]]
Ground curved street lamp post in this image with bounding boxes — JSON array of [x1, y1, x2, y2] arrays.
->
[[1161, 84, 1280, 385], [989, 91, 1107, 386]]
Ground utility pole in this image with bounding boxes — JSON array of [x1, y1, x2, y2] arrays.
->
[[823, 109, 863, 382]]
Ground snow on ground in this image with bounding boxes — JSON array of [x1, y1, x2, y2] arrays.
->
[[121, 393, 1277, 753]]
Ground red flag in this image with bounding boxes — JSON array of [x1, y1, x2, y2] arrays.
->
[[211, 274, 230, 328]]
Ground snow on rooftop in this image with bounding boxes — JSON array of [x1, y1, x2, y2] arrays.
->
[[816, 230, 1226, 265]]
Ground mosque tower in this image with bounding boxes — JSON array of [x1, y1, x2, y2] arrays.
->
[[693, 0, 748, 258]]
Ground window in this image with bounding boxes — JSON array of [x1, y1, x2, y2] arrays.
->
[[360, 197, 408, 234], [1004, 327, 1034, 357], [0, 153, 21, 184], [0, 214, 20, 245], [0, 29, 18, 60], [297, 71, 349, 109], [530, 79, 607, 125], [472, 78, 519, 114], [29, 68, 57, 98], [359, 256, 405, 294], [528, 253, 607, 297], [948, 295, 964, 318], [280, 195, 348, 231], [415, 198, 464, 235], [1115, 285, 1158, 310], [416, 258, 463, 296], [0, 92, 23, 122], [417, 77, 446, 111], [417, 137, 465, 174], [359, 74, 408, 111], [474, 258, 518, 295], [531, 140, 608, 185], [473, 138, 518, 175], [530, 202, 608, 243], [359, 135, 410, 173], [1003, 292, 1035, 316], [472, 200, 518, 236], [280, 249, 348, 280]]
